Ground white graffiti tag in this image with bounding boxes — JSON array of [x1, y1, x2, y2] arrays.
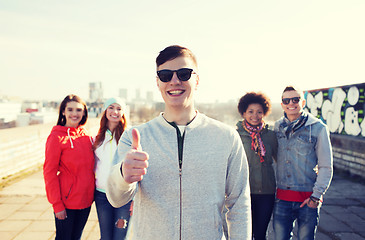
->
[[344, 86, 362, 136], [306, 91, 323, 116], [345, 107, 361, 136], [322, 88, 346, 133], [347, 86, 360, 105]]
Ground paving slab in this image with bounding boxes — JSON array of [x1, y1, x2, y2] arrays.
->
[[334, 232, 365, 240], [13, 231, 54, 240], [0, 231, 18, 240]]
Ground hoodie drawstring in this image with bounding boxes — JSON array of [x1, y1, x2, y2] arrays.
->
[[67, 128, 74, 149]]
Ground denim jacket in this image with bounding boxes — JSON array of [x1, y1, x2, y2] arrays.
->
[[274, 113, 333, 199]]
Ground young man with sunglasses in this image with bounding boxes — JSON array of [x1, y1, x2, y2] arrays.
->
[[273, 86, 333, 240], [106, 45, 251, 239]]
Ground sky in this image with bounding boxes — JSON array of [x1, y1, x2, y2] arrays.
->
[[1, 0, 364, 104]]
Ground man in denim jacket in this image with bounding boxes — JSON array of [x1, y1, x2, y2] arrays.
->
[[273, 86, 333, 240]]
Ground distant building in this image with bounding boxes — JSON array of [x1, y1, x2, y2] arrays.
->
[[0, 101, 22, 123], [135, 88, 141, 101], [146, 91, 154, 102], [119, 88, 128, 101], [22, 101, 41, 113], [28, 111, 58, 125], [89, 82, 103, 102]]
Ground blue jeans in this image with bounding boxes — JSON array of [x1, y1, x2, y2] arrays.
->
[[273, 199, 320, 240], [55, 207, 91, 240], [251, 194, 275, 240], [95, 190, 132, 240]]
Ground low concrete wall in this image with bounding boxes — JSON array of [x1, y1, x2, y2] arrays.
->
[[331, 134, 365, 178], [0, 118, 99, 182]]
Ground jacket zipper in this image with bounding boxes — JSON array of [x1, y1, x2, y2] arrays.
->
[[179, 168, 182, 240], [171, 123, 185, 240], [166, 120, 187, 240], [177, 128, 185, 240], [65, 183, 73, 199]]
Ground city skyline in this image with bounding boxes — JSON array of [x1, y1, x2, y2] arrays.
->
[[1, 1, 364, 103]]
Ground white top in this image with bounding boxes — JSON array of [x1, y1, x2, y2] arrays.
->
[[94, 129, 117, 192], [177, 125, 186, 134]]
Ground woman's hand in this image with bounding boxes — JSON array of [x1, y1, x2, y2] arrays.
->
[[55, 210, 67, 220]]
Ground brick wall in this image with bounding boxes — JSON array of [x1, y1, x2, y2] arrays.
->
[[330, 134, 365, 178]]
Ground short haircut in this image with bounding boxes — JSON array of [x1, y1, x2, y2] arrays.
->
[[57, 94, 88, 126], [237, 92, 272, 116], [282, 85, 304, 99], [156, 45, 197, 68]]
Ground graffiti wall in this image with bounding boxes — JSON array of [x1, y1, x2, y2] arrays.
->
[[304, 82, 365, 137]]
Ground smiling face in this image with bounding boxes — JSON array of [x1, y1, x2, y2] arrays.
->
[[106, 103, 123, 125], [63, 101, 85, 128], [156, 56, 199, 112], [281, 90, 306, 121], [242, 103, 264, 126]]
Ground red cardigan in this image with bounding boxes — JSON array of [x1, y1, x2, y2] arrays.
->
[[43, 125, 95, 213]]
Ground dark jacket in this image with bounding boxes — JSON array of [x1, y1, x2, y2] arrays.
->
[[236, 121, 278, 194]]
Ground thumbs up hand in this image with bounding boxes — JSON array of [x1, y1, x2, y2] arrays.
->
[[131, 127, 142, 151], [122, 128, 149, 184]]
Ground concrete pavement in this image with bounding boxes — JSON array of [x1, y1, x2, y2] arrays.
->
[[0, 170, 99, 240], [1, 169, 365, 239]]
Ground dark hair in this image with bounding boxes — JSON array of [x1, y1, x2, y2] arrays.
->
[[156, 45, 197, 68], [282, 85, 304, 99], [92, 110, 127, 150], [237, 92, 272, 116], [57, 94, 88, 126], [283, 85, 297, 93]]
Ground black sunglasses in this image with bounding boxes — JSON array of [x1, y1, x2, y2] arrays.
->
[[282, 97, 301, 105], [157, 68, 195, 82]]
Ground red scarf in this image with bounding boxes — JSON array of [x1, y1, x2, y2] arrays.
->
[[242, 120, 266, 162]]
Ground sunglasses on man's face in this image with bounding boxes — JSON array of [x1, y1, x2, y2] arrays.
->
[[157, 68, 195, 82], [282, 97, 301, 105]]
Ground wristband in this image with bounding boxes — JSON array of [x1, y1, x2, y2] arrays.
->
[[309, 196, 320, 205]]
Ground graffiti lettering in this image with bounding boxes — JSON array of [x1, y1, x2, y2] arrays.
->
[[306, 91, 323, 117], [305, 83, 365, 137], [322, 88, 346, 133], [345, 107, 361, 136]]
